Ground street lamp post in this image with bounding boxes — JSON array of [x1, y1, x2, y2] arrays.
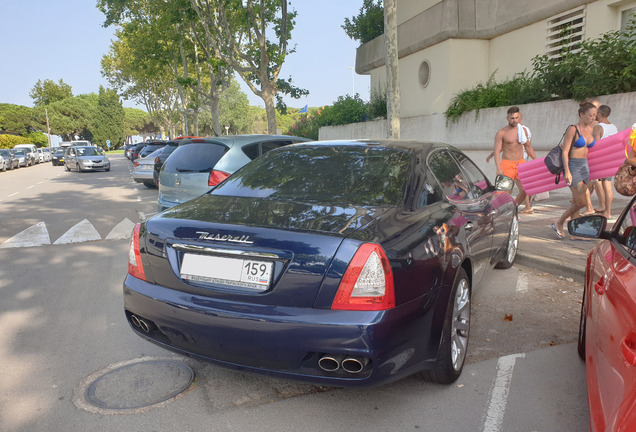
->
[[346, 66, 355, 96]]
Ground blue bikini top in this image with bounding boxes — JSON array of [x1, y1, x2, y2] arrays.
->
[[572, 126, 595, 148]]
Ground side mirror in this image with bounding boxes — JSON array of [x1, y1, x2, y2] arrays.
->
[[568, 215, 607, 238], [495, 175, 514, 191]]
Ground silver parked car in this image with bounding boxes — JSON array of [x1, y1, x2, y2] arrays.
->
[[0, 149, 19, 170], [132, 148, 163, 188], [158, 135, 310, 211], [11, 149, 28, 167], [64, 146, 111, 172]]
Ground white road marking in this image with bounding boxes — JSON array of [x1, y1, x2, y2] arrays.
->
[[26, 185, 35, 189], [482, 353, 526, 432], [8, 192, 18, 197], [516, 272, 528, 292], [0, 222, 51, 249], [105, 218, 135, 240], [53, 219, 101, 245]]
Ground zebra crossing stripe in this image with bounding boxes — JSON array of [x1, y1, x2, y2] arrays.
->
[[53, 219, 101, 245], [0, 222, 51, 249]]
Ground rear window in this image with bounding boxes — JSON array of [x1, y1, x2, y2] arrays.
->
[[164, 142, 229, 173], [213, 146, 410, 206]]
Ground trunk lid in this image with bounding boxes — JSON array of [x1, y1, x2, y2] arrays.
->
[[143, 194, 385, 308]]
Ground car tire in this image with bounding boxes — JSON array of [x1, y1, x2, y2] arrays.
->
[[495, 212, 519, 269], [105, 167, 110, 172], [577, 288, 587, 360], [1, 163, 5, 172], [143, 181, 155, 188], [77, 164, 83, 173], [64, 163, 70, 172], [418, 267, 470, 384]]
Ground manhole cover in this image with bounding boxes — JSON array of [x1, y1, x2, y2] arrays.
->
[[84, 359, 194, 411]]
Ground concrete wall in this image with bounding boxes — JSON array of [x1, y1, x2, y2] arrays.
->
[[319, 91, 636, 152]]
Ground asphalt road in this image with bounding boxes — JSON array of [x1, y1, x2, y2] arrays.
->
[[0, 155, 589, 431]]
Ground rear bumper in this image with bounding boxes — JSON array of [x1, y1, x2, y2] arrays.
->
[[123, 274, 443, 387]]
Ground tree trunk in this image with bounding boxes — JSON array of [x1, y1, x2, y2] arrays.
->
[[384, 0, 400, 139], [262, 85, 277, 134]]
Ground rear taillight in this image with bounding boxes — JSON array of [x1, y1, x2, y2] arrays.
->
[[208, 170, 230, 186], [128, 223, 146, 281], [331, 243, 395, 311], [134, 161, 140, 167]]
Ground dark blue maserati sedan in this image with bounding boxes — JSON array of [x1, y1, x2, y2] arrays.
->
[[124, 140, 518, 387]]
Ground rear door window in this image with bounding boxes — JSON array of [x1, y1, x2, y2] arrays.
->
[[242, 140, 298, 160], [164, 143, 229, 173]]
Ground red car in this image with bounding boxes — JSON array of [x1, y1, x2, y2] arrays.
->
[[569, 197, 636, 432]]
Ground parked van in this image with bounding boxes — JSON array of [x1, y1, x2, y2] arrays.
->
[[13, 144, 38, 166]]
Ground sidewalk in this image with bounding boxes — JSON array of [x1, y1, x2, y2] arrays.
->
[[513, 187, 630, 283], [464, 149, 628, 283]]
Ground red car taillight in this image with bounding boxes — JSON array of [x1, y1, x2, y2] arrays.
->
[[128, 223, 146, 281], [331, 243, 395, 311], [134, 161, 140, 167], [208, 170, 231, 186]]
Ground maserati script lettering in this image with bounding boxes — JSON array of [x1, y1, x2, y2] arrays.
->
[[195, 231, 253, 244]]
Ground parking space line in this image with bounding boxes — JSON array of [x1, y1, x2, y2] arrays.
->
[[482, 353, 525, 432], [8, 192, 18, 197], [27, 185, 35, 189]]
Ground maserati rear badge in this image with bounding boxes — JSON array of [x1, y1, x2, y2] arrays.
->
[[195, 231, 253, 244]]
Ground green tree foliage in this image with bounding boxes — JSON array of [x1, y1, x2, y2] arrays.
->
[[190, 0, 308, 134], [284, 95, 373, 140], [23, 131, 48, 147], [124, 107, 157, 141], [217, 79, 252, 135], [0, 134, 34, 149], [93, 86, 126, 148], [445, 20, 636, 122], [0, 104, 35, 134], [319, 95, 368, 126], [445, 73, 551, 123], [34, 96, 96, 141], [342, 0, 384, 45], [29, 79, 73, 106], [532, 20, 636, 101]]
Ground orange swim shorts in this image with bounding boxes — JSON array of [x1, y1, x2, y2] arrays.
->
[[501, 159, 525, 180]]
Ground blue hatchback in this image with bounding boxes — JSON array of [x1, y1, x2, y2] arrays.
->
[[125, 140, 517, 387]]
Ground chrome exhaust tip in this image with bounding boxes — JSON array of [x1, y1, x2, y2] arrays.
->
[[318, 354, 343, 372], [130, 314, 141, 328], [341, 356, 369, 374], [130, 314, 151, 333]]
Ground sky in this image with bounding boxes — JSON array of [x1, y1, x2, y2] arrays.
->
[[0, 1, 370, 111]]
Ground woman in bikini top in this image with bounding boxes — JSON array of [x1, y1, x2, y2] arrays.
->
[[551, 101, 598, 240], [571, 127, 595, 149]]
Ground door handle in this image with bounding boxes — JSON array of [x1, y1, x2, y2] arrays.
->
[[621, 334, 636, 366], [594, 276, 606, 295]]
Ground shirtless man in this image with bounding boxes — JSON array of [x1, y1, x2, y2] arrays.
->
[[493, 106, 537, 209]]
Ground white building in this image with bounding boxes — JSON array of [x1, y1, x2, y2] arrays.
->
[[355, 0, 636, 118]]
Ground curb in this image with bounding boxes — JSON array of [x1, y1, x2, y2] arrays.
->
[[516, 232, 587, 284]]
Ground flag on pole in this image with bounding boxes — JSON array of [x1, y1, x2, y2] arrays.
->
[[299, 105, 308, 114]]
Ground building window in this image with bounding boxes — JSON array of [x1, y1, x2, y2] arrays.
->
[[621, 7, 636, 30], [546, 6, 586, 60], [419, 60, 431, 87]]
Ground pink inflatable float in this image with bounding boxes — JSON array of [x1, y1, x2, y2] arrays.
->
[[518, 127, 631, 196]]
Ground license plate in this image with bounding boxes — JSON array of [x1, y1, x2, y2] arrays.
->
[[142, 165, 153, 170], [180, 253, 272, 290]]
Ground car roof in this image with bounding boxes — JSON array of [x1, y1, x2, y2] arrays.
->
[[178, 134, 311, 147], [282, 139, 442, 153]]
